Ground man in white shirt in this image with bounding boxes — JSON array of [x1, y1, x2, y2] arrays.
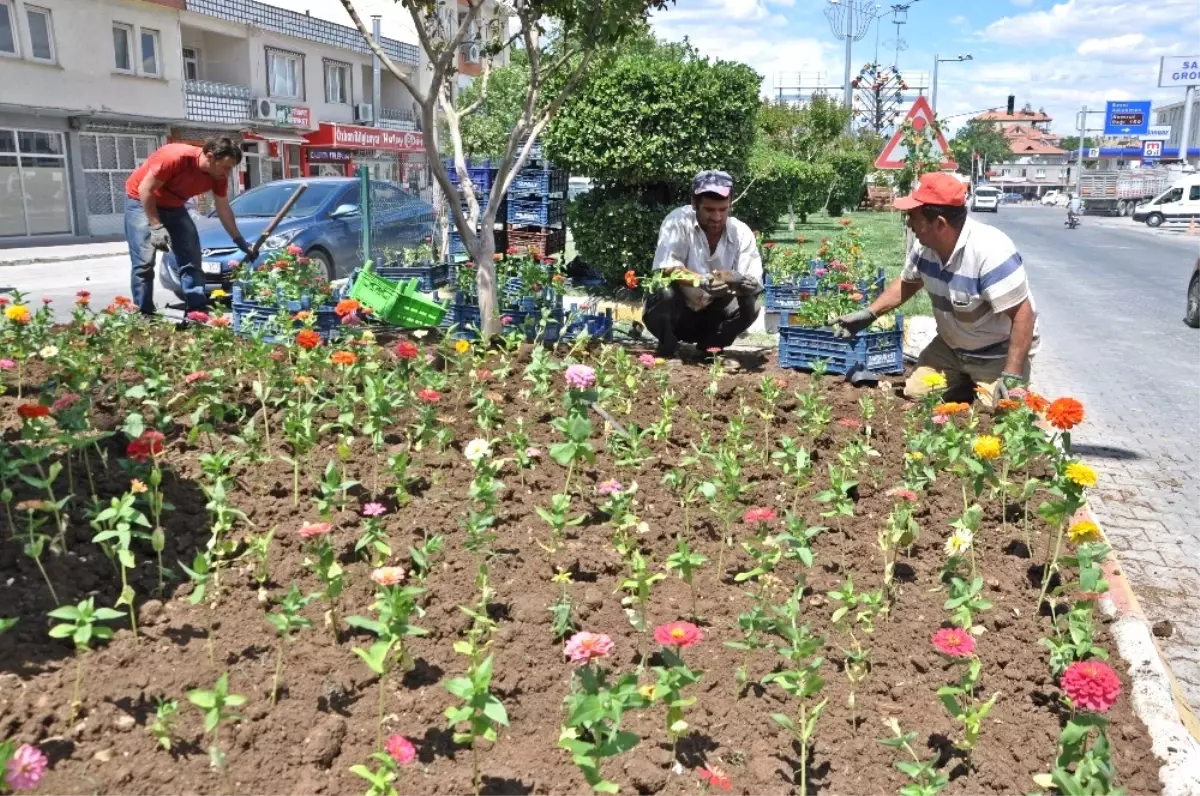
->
[[834, 172, 1038, 407], [644, 170, 764, 358]]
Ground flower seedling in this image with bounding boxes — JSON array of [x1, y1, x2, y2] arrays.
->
[[943, 575, 993, 631], [649, 622, 704, 761], [350, 734, 417, 796], [880, 499, 919, 602], [148, 697, 181, 751], [931, 628, 999, 757], [300, 522, 344, 642], [547, 568, 577, 640], [618, 550, 666, 638], [877, 718, 948, 796], [187, 672, 246, 771], [89, 491, 152, 640], [266, 583, 316, 705], [355, 503, 392, 565], [665, 536, 708, 620], [47, 597, 125, 724], [536, 492, 587, 553], [444, 619, 508, 796], [827, 576, 882, 730], [15, 501, 58, 605], [772, 436, 813, 514], [597, 481, 639, 558]]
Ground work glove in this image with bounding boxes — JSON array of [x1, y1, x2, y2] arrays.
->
[[705, 270, 744, 298], [233, 236, 257, 263], [148, 224, 171, 251], [993, 372, 1026, 401], [832, 308, 877, 339]]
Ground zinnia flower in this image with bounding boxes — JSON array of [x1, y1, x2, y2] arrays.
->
[[17, 403, 50, 420], [972, 435, 1003, 460], [697, 763, 731, 790], [638, 353, 656, 368], [184, 370, 208, 385], [887, 487, 918, 503], [385, 734, 416, 765], [524, 447, 541, 459], [395, 341, 419, 360], [1024, 392, 1049, 413], [1061, 661, 1120, 713], [38, 345, 57, 359], [1067, 520, 1102, 544], [4, 304, 31, 324], [564, 364, 596, 390], [334, 298, 361, 317], [210, 289, 229, 299], [4, 743, 47, 791], [126, 430, 165, 462], [299, 521, 332, 540], [416, 388, 440, 404], [921, 371, 947, 390], [286, 244, 303, 256], [837, 417, 863, 429], [76, 289, 91, 303], [945, 528, 973, 556], [1065, 462, 1097, 488], [653, 621, 703, 648], [743, 507, 777, 524], [371, 567, 406, 586], [597, 479, 623, 496], [51, 393, 80, 413], [931, 627, 976, 658], [814, 268, 827, 277], [295, 329, 322, 350], [1047, 397, 1085, 431], [362, 502, 387, 517], [130, 479, 148, 494], [563, 631, 614, 665], [0, 359, 14, 370], [330, 350, 358, 366], [464, 438, 491, 465], [454, 339, 471, 355], [932, 414, 948, 426], [340, 311, 362, 327], [933, 402, 970, 416], [186, 310, 210, 324], [624, 270, 639, 289], [996, 398, 1022, 411], [211, 315, 232, 328]]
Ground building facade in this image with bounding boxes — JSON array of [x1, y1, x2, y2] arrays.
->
[[1154, 97, 1200, 167], [0, 0, 470, 244], [972, 107, 1072, 196]]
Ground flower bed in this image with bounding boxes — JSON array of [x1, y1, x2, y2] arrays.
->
[[0, 295, 1167, 796]]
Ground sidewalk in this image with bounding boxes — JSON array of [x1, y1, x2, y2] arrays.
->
[[0, 241, 127, 267]]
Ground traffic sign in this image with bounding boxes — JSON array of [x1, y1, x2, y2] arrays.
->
[[1140, 124, 1171, 140], [1158, 56, 1200, 88], [1087, 148, 1100, 158], [1142, 140, 1163, 162], [1103, 101, 1151, 135], [874, 96, 957, 171]]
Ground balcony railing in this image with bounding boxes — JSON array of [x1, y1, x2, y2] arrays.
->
[[185, 80, 252, 125], [378, 107, 416, 131]]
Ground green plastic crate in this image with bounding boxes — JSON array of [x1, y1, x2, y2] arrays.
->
[[349, 263, 447, 328]]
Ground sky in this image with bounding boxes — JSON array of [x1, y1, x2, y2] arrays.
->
[[270, 0, 1199, 135]]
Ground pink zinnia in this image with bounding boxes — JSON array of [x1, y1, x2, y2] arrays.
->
[[597, 479, 623, 496], [186, 310, 210, 323], [286, 244, 303, 256], [501, 315, 513, 326], [705, 347, 722, 354], [299, 521, 332, 540], [1061, 661, 1121, 713], [385, 734, 416, 765], [226, 258, 240, 268], [653, 621, 703, 649], [524, 447, 542, 459], [837, 417, 863, 429], [210, 315, 232, 328], [887, 487, 918, 503], [0, 359, 14, 370], [638, 353, 657, 368], [743, 507, 777, 525], [814, 268, 828, 277], [41, 297, 52, 305], [416, 388, 440, 404], [51, 393, 80, 413], [340, 311, 361, 327], [371, 566, 406, 586], [932, 414, 948, 425], [5, 743, 47, 791], [564, 364, 596, 390], [362, 502, 387, 517], [931, 627, 976, 658], [564, 631, 614, 666], [1008, 387, 1028, 400], [184, 370, 208, 385]]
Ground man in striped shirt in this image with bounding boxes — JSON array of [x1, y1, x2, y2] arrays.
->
[[835, 172, 1038, 406]]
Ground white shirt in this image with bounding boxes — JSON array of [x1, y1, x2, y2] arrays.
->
[[652, 205, 763, 311], [900, 216, 1040, 357]]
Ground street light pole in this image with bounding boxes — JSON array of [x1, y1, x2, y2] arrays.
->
[[1076, 105, 1087, 196], [931, 53, 971, 115]]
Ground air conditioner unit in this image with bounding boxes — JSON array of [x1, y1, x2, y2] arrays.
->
[[251, 98, 276, 120], [354, 103, 374, 123], [465, 43, 481, 63]]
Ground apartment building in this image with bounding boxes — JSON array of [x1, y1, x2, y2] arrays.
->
[[1, 0, 496, 243], [973, 107, 1072, 197]]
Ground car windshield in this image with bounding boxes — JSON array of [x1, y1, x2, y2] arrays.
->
[[976, 189, 1000, 196], [228, 182, 343, 218]]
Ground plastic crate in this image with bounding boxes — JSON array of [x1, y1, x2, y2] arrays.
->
[[509, 166, 568, 198], [506, 197, 565, 228], [370, 261, 449, 292], [230, 285, 341, 344], [765, 268, 887, 313], [505, 226, 566, 258], [778, 316, 904, 375], [445, 160, 495, 190], [448, 228, 507, 260], [348, 266, 447, 328]]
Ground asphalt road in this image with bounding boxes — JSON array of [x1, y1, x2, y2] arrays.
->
[[0, 254, 168, 323]]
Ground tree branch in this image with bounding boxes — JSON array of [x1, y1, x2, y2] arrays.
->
[[337, 0, 426, 105], [458, 57, 494, 119]]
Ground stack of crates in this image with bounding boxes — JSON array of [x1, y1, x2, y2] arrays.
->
[[446, 158, 505, 260], [504, 141, 567, 259]]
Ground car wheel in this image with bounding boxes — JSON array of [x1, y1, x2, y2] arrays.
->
[[1146, 213, 1165, 228], [1187, 272, 1200, 329], [307, 248, 335, 281]]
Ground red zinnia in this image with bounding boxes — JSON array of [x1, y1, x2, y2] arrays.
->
[[395, 341, 419, 360], [837, 417, 863, 429], [653, 621, 703, 649], [184, 370, 209, 385], [416, 388, 440, 404], [286, 244, 303, 256], [17, 403, 50, 420], [742, 507, 777, 525], [697, 763, 731, 790], [837, 281, 855, 291], [887, 486, 918, 503], [624, 270, 639, 289], [126, 430, 165, 462], [931, 627, 976, 658], [295, 329, 322, 350], [299, 521, 332, 540], [211, 315, 231, 328], [1024, 392, 1050, 414], [1061, 661, 1120, 713], [1046, 397, 1084, 431]]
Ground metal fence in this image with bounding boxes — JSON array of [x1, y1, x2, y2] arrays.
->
[[80, 132, 161, 236], [357, 169, 439, 265]]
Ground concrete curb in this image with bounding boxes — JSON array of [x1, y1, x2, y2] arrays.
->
[[0, 252, 123, 267]]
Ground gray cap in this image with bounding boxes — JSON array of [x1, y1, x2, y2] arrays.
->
[[693, 169, 733, 198]]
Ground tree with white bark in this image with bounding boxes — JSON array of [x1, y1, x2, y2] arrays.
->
[[337, 0, 671, 336]]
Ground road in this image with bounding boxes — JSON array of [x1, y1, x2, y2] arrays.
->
[[0, 255, 160, 322], [988, 205, 1200, 710]]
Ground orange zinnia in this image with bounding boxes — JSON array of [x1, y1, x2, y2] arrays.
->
[[330, 350, 357, 366], [933, 402, 970, 416], [1024, 392, 1049, 413], [334, 298, 361, 317], [1046, 397, 1084, 431], [996, 398, 1021, 412], [295, 329, 322, 350]]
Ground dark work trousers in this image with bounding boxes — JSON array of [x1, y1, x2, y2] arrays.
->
[[642, 286, 763, 356]]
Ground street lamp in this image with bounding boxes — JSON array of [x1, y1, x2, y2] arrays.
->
[[824, 0, 880, 132], [931, 53, 972, 115]]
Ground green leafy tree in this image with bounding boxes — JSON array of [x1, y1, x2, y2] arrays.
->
[[949, 119, 1011, 177]]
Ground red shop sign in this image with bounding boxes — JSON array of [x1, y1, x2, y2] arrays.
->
[[305, 123, 424, 153]]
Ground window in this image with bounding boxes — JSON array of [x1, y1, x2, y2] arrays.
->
[[324, 59, 351, 104], [112, 23, 132, 72], [1, 0, 18, 56], [182, 46, 200, 80], [25, 5, 53, 62], [1190, 185, 1200, 201], [1036, 168, 1046, 178], [267, 48, 303, 99], [140, 28, 160, 76]]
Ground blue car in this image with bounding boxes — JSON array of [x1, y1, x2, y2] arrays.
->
[[164, 177, 435, 292]]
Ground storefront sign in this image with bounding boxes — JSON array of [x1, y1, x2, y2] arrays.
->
[[305, 123, 424, 153], [306, 148, 352, 163], [276, 104, 311, 129]]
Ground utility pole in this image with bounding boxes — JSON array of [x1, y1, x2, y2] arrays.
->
[[1179, 85, 1195, 167], [371, 15, 382, 126], [1075, 105, 1087, 195]]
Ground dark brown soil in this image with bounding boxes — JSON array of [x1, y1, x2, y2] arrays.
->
[[0, 336, 1164, 795]]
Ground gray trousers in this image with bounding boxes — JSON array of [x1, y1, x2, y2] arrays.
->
[[643, 286, 762, 354]]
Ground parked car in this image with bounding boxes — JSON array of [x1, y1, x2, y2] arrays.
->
[[1187, 257, 1199, 329], [164, 177, 435, 293], [1040, 191, 1061, 205], [971, 186, 1001, 213], [1002, 192, 1025, 204]]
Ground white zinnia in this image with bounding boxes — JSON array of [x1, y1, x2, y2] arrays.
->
[[944, 528, 973, 556], [464, 438, 491, 465], [39, 345, 58, 359]]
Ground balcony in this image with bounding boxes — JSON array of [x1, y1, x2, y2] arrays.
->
[[185, 80, 251, 125], [378, 107, 417, 132]]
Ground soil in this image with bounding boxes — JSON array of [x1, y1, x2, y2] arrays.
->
[[0, 334, 1165, 796]]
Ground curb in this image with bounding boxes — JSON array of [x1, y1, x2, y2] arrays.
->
[[0, 251, 124, 267]]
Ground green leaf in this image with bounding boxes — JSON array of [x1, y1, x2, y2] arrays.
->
[[771, 712, 795, 731], [188, 690, 217, 709], [482, 696, 509, 727], [123, 413, 146, 440]]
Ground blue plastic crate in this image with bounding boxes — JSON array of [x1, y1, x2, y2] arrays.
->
[[506, 197, 565, 227], [765, 268, 887, 314], [445, 160, 495, 190], [509, 166, 568, 198], [231, 284, 341, 344], [778, 316, 904, 375], [368, 262, 449, 292]]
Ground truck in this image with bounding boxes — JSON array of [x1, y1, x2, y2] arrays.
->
[[1077, 170, 1173, 216]]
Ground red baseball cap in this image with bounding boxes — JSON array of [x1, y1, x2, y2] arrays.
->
[[894, 172, 966, 210]]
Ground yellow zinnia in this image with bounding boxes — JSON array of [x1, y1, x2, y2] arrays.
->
[[921, 371, 947, 389], [907, 451, 925, 461], [454, 339, 471, 354], [638, 684, 658, 701], [972, 435, 1003, 461], [1065, 462, 1097, 488], [1067, 520, 1102, 544], [209, 289, 229, 299], [4, 304, 31, 323]]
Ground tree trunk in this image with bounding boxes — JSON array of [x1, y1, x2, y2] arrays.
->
[[472, 230, 499, 338], [788, 202, 796, 233]]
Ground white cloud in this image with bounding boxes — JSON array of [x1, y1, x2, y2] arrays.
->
[[984, 0, 1199, 44], [1076, 33, 1145, 57]]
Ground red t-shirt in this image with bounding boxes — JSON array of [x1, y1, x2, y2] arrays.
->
[[125, 143, 228, 209]]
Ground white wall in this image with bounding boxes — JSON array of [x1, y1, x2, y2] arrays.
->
[[0, 0, 185, 121], [180, 26, 251, 87]]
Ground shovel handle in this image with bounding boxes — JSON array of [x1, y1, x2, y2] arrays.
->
[[240, 182, 309, 266]]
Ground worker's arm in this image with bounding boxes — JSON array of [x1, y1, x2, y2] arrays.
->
[[137, 174, 164, 227], [213, 195, 252, 255], [867, 275, 924, 317], [1001, 298, 1035, 377]]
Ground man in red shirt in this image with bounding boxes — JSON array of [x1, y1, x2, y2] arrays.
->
[[124, 137, 254, 315]]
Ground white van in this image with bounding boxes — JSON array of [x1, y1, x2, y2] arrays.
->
[[1132, 174, 1200, 227], [971, 185, 1001, 213]]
